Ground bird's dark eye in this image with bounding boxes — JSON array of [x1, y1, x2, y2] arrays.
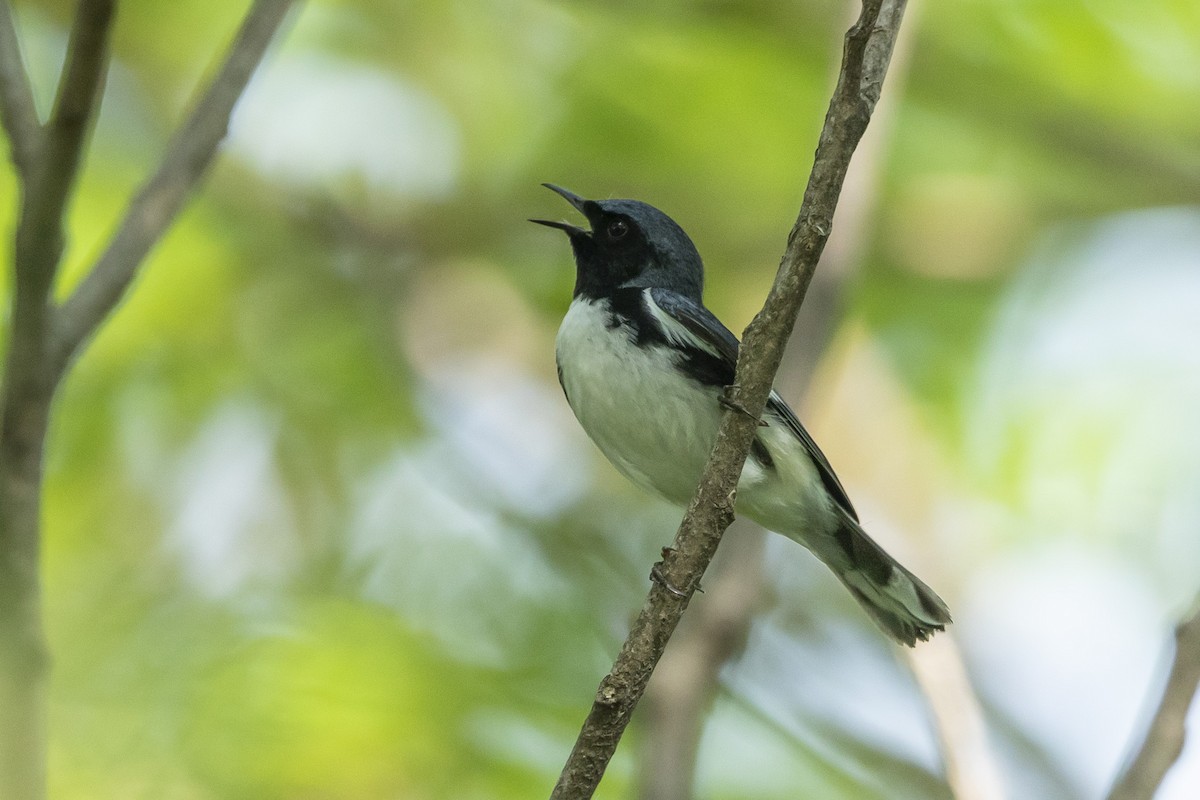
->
[[607, 219, 629, 240]]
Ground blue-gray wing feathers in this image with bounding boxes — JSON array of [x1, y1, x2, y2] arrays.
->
[[648, 288, 859, 521]]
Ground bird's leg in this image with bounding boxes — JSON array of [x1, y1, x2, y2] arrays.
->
[[650, 547, 697, 597], [719, 385, 768, 427]]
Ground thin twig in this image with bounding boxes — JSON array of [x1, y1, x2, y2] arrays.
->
[[14, 0, 114, 305], [0, 1, 40, 177], [907, 635, 1007, 800], [549, 2, 909, 797], [635, 0, 919, 783], [637, 523, 765, 800], [0, 9, 115, 799], [1107, 599, 1200, 800], [43, 0, 115, 199], [51, 0, 296, 374], [1, 6, 297, 800]]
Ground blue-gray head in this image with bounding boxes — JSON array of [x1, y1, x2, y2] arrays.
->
[[531, 184, 704, 301]]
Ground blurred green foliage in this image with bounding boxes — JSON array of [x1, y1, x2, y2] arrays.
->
[[3, 0, 1199, 798]]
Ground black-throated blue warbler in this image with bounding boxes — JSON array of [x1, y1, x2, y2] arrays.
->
[[532, 184, 950, 645]]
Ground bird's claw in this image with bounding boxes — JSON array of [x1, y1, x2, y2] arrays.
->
[[651, 548, 700, 597], [719, 386, 768, 427]]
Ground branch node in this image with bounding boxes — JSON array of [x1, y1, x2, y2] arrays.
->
[[0, 2, 42, 178], [718, 491, 736, 525], [596, 678, 621, 707], [52, 0, 295, 373]]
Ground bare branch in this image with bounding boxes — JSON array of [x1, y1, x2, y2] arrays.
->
[[5, 0, 115, 458], [1107, 599, 1200, 800], [0, 1, 40, 177], [907, 635, 1008, 800], [51, 0, 296, 374], [1, 11, 115, 800], [13, 0, 114, 307], [549, 2, 909, 797], [637, 524, 764, 800], [635, 6, 927, 793], [2, 7, 295, 799], [43, 0, 114, 195]]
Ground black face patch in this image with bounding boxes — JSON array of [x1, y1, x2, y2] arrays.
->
[[555, 197, 705, 302], [569, 210, 654, 300]]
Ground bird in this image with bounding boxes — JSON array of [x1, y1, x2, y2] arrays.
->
[[531, 183, 951, 646]]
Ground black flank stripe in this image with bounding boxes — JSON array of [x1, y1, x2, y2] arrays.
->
[[750, 437, 775, 470], [606, 289, 664, 346], [556, 361, 569, 403], [678, 348, 733, 387], [607, 288, 735, 387]]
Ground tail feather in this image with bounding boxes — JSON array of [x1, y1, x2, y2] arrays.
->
[[831, 519, 951, 646]]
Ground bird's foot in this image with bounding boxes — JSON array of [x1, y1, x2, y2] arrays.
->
[[719, 386, 768, 427], [651, 547, 700, 597]]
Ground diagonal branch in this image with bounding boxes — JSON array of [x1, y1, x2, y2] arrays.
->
[[1107, 598, 1200, 800], [0, 1, 40, 178], [549, 1, 909, 797], [636, 6, 927, 793], [637, 523, 765, 800], [40, 0, 115, 210], [14, 0, 114, 306], [908, 635, 1008, 800], [51, 0, 296, 375]]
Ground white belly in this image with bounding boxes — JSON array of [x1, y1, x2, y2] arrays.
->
[[556, 297, 726, 505], [555, 294, 834, 537]]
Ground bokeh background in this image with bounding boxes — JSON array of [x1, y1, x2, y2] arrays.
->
[[2, 0, 1199, 797]]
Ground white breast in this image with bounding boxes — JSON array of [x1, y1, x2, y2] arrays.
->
[[555, 294, 727, 505], [555, 292, 831, 537]]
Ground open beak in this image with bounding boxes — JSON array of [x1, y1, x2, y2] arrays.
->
[[529, 183, 590, 236]]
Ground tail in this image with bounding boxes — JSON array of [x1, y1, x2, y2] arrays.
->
[[828, 518, 951, 646]]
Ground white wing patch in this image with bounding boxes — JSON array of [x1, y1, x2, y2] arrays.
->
[[641, 290, 722, 357]]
